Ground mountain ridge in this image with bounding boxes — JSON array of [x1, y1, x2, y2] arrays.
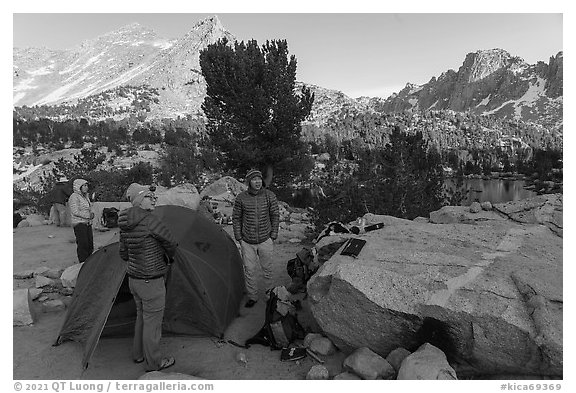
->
[[13, 17, 563, 136]]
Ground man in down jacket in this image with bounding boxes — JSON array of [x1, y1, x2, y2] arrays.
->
[[118, 186, 178, 371], [232, 169, 280, 308]]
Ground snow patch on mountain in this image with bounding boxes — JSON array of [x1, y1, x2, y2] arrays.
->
[[94, 63, 155, 92], [28, 66, 53, 76], [14, 77, 36, 92], [14, 92, 26, 104], [478, 95, 491, 107], [153, 41, 174, 50], [484, 100, 513, 116], [514, 76, 546, 116], [35, 73, 90, 105]]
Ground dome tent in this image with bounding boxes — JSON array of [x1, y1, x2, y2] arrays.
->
[[55, 205, 245, 369]]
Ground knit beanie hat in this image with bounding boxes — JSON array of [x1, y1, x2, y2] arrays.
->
[[125, 183, 154, 207], [130, 189, 154, 208], [245, 169, 263, 184]]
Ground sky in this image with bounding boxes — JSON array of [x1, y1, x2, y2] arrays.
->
[[11, 12, 563, 99]]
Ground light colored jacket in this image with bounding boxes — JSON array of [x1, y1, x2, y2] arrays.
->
[[69, 179, 92, 226]]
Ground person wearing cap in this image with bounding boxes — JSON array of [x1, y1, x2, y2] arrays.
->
[[51, 176, 72, 227], [69, 179, 94, 263], [118, 186, 178, 371], [232, 169, 280, 308]]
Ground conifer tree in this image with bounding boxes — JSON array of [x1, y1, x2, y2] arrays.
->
[[199, 38, 314, 184]]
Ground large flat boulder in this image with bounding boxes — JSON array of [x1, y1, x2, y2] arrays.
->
[[199, 176, 246, 200], [156, 183, 200, 211], [307, 200, 562, 378]]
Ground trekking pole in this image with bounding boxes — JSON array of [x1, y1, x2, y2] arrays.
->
[[306, 348, 324, 364]]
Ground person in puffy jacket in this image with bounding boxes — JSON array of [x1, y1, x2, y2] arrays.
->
[[118, 186, 178, 372], [232, 169, 280, 308], [68, 179, 94, 263]]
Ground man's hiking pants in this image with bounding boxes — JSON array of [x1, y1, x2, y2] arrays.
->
[[129, 276, 166, 371], [240, 238, 274, 301], [53, 203, 67, 226]]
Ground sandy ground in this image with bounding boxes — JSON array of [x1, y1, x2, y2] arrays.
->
[[13, 223, 340, 380]]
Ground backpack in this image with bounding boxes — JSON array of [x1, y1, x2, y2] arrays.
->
[[286, 245, 339, 294], [101, 207, 120, 228], [245, 286, 306, 350]]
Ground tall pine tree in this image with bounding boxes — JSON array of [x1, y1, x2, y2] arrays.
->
[[199, 38, 314, 184]]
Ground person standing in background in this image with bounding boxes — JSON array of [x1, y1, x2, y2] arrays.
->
[[68, 179, 94, 263], [232, 169, 280, 308], [51, 176, 72, 227]]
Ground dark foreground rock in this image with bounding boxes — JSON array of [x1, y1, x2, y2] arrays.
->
[[307, 195, 562, 378]]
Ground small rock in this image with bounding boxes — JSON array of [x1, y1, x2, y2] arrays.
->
[[386, 347, 412, 372], [13, 270, 35, 279], [481, 201, 493, 211], [306, 365, 329, 380], [343, 347, 396, 380], [44, 268, 64, 279], [397, 343, 458, 380], [288, 238, 302, 243], [470, 201, 482, 213], [304, 333, 324, 348], [38, 295, 49, 302], [333, 372, 361, 380], [59, 287, 74, 296], [139, 371, 203, 380], [236, 352, 247, 367], [309, 337, 337, 356], [42, 299, 65, 313], [29, 288, 43, 300], [61, 263, 84, 288], [35, 275, 55, 288], [33, 266, 50, 276]]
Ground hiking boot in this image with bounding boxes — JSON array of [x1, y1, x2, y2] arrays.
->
[[244, 299, 257, 308], [157, 357, 175, 371]]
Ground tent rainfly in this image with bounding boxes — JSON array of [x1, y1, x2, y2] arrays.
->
[[55, 205, 245, 369]]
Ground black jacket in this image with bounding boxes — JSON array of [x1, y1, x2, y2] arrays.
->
[[118, 207, 178, 279], [53, 182, 72, 205]]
